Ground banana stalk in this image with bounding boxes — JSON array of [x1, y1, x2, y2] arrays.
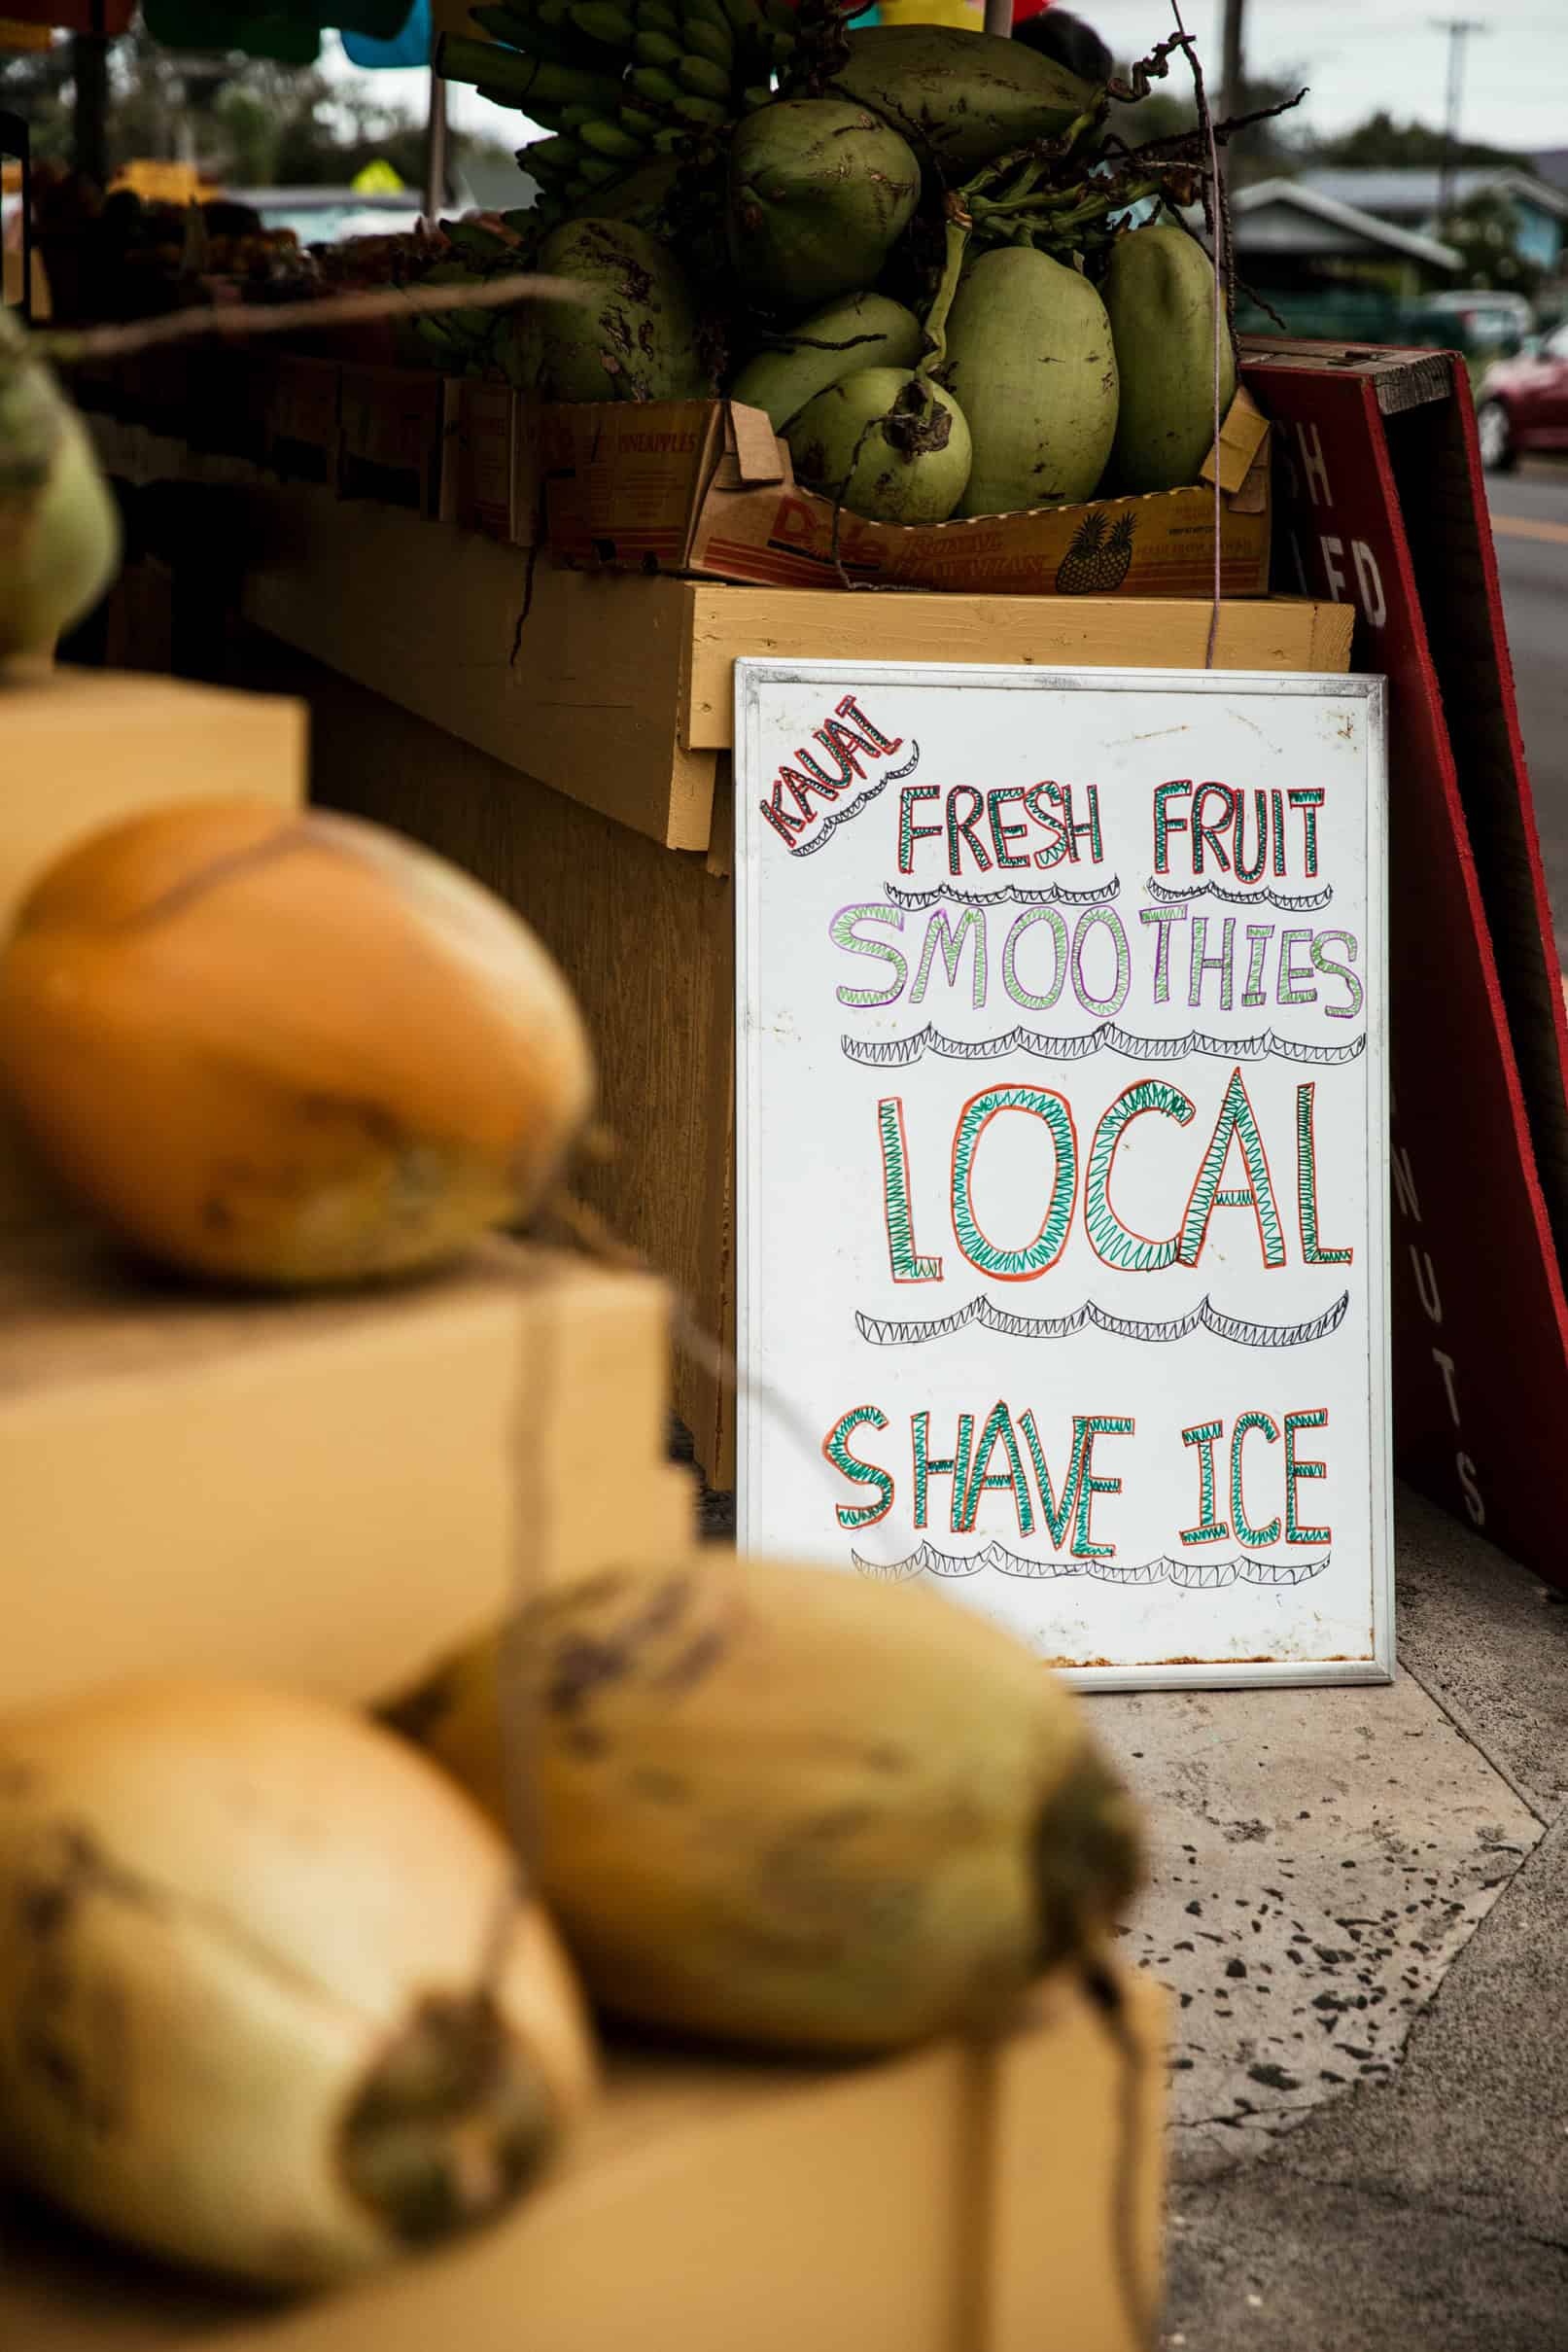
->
[[469, 1, 611, 72], [438, 32, 623, 111]]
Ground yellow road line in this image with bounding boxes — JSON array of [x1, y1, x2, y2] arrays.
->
[[1489, 512, 1568, 546]]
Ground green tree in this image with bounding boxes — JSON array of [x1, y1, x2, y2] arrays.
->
[[1311, 111, 1518, 170], [0, 35, 77, 164], [1438, 189, 1546, 298], [1, 26, 510, 193]]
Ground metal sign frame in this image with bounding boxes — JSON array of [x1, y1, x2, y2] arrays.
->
[[735, 659, 1392, 1692]]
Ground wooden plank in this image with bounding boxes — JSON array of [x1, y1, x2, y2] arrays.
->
[[988, 1971, 1166, 2352], [1238, 336, 1454, 416], [680, 589, 1354, 753], [85, 424, 716, 853], [0, 1963, 1161, 2352], [0, 1224, 693, 1715], [233, 486, 715, 852]]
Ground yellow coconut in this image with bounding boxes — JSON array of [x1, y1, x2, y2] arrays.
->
[[0, 800, 595, 1284], [0, 1676, 597, 2288]]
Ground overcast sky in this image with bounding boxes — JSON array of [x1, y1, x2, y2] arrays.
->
[[345, 0, 1567, 160]]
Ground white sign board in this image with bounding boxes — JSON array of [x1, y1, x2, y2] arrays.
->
[[735, 662, 1392, 1690]]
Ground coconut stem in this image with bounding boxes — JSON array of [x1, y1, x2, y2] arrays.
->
[[1029, 1747, 1143, 1980], [340, 1993, 556, 2247], [917, 213, 971, 382]]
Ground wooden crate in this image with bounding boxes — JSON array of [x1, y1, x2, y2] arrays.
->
[[0, 1964, 1165, 2352], [230, 480, 1348, 852], [83, 422, 1352, 855]]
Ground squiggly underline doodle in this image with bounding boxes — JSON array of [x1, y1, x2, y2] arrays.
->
[[782, 774, 890, 856], [1144, 875, 1335, 912], [779, 743, 921, 856], [882, 876, 1121, 910], [854, 1292, 1350, 1351], [852, 1544, 1332, 1590], [843, 1023, 1366, 1069]]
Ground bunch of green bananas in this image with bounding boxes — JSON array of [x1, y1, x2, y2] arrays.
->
[[439, 0, 795, 212]]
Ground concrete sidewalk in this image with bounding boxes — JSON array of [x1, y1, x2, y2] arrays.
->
[[1105, 1489, 1568, 2350], [681, 1438, 1568, 2347]]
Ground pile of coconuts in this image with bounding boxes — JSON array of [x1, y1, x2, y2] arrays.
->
[[435, 13, 1243, 525]]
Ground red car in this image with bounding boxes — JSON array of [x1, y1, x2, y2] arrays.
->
[[1477, 322, 1568, 471]]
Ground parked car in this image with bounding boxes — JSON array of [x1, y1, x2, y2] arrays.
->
[[1415, 286, 1536, 355], [1476, 321, 1568, 470]]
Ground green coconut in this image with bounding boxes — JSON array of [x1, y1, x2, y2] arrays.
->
[[728, 102, 921, 315], [0, 309, 121, 670], [944, 245, 1118, 516], [730, 292, 923, 433], [827, 24, 1101, 168], [514, 217, 712, 402], [1102, 224, 1236, 494], [785, 366, 971, 525]]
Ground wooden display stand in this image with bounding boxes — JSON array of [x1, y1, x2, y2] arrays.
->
[[0, 660, 1168, 2350], [85, 424, 1354, 1481]]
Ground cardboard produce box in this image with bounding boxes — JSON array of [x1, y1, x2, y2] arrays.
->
[[440, 376, 539, 545], [337, 362, 451, 516], [541, 386, 1271, 597]]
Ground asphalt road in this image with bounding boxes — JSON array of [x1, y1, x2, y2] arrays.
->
[[1484, 458, 1568, 970]]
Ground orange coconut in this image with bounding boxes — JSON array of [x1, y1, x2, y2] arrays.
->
[[0, 800, 594, 1284]]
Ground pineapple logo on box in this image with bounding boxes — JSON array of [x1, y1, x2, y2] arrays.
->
[[1055, 509, 1137, 595]]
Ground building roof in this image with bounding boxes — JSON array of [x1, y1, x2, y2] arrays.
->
[[1532, 149, 1568, 194], [1230, 179, 1462, 271], [1297, 166, 1568, 225]]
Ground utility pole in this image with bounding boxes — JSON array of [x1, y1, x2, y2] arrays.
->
[[1220, 0, 1245, 124], [1433, 17, 1485, 226], [70, 0, 109, 189]]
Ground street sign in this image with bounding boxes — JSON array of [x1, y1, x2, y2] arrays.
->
[[735, 660, 1393, 1690]]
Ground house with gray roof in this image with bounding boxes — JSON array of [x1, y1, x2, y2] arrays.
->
[[1296, 167, 1568, 276]]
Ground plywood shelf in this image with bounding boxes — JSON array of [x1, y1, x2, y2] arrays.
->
[[0, 1223, 692, 1714], [0, 1964, 1165, 2352]]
